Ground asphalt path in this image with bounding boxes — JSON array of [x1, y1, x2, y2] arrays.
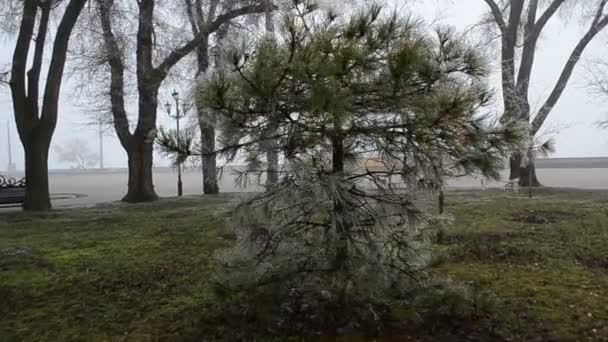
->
[[52, 166, 608, 208], [1, 159, 608, 209]]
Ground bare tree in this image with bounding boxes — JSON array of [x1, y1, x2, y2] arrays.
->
[[481, 0, 608, 186], [586, 58, 608, 128], [95, 0, 269, 202], [8, 0, 87, 210], [181, 0, 273, 195], [55, 137, 100, 170]]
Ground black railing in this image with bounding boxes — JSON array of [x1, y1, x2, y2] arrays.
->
[[0, 176, 26, 189]]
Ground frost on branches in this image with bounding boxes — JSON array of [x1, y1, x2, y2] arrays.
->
[[160, 1, 523, 335]]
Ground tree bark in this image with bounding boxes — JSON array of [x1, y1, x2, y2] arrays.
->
[[266, 140, 279, 186], [23, 137, 51, 211], [264, 0, 279, 188], [508, 152, 522, 181], [519, 159, 540, 187], [509, 152, 541, 187], [123, 136, 158, 202], [200, 119, 219, 194], [195, 35, 219, 195], [124, 80, 160, 201], [331, 134, 348, 269]]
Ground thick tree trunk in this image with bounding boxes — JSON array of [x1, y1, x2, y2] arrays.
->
[[509, 152, 541, 187], [200, 118, 219, 195], [519, 158, 540, 187], [194, 37, 219, 195], [123, 136, 158, 203], [23, 139, 51, 211], [509, 153, 522, 181]]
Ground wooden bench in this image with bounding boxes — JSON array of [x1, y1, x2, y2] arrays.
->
[[0, 176, 26, 206]]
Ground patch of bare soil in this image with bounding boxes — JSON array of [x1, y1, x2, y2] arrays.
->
[[510, 210, 574, 224]]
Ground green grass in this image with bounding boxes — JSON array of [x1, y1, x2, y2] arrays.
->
[[1, 189, 608, 341]]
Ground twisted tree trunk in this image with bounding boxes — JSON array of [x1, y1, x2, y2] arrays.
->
[[10, 0, 87, 211]]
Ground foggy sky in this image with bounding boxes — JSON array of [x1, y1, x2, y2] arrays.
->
[[1, 1, 607, 170]]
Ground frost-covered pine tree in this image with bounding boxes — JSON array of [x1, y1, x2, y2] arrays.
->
[[160, 1, 522, 334]]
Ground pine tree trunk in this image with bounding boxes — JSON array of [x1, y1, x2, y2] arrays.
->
[[331, 134, 348, 269], [123, 136, 158, 203], [200, 119, 219, 195], [266, 148, 279, 186], [23, 139, 51, 211]]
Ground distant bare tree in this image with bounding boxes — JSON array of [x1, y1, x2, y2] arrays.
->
[[480, 0, 608, 186], [55, 138, 100, 170], [586, 58, 608, 128], [94, 0, 269, 203], [182, 0, 277, 195]]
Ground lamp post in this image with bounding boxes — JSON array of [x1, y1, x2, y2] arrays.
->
[[98, 116, 104, 170], [165, 90, 185, 196], [6, 121, 16, 173]]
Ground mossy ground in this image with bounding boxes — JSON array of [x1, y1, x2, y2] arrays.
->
[[1, 189, 607, 341]]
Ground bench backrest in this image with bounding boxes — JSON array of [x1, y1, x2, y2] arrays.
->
[[0, 176, 26, 205]]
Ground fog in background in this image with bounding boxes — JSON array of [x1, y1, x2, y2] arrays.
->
[[1, 0, 608, 171]]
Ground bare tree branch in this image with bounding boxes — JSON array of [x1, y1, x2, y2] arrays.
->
[[531, 7, 608, 134], [483, 0, 507, 33], [155, 2, 269, 79]]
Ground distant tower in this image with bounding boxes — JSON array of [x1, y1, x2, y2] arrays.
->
[[6, 121, 16, 173]]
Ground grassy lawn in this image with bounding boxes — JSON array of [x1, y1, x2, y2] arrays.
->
[[1, 189, 608, 341]]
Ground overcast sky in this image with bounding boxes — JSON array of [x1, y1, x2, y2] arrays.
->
[[1, 1, 608, 170]]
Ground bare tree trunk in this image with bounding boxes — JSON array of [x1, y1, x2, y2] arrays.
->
[[122, 76, 160, 201], [509, 152, 540, 187], [23, 136, 51, 210], [123, 136, 158, 202], [9, 0, 86, 211], [200, 118, 219, 194], [196, 36, 219, 195], [509, 152, 522, 181], [519, 160, 540, 188], [265, 0, 279, 188], [99, 0, 270, 201], [438, 190, 445, 214]]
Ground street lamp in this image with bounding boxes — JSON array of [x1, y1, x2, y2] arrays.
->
[[166, 90, 186, 197], [6, 121, 16, 173]]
